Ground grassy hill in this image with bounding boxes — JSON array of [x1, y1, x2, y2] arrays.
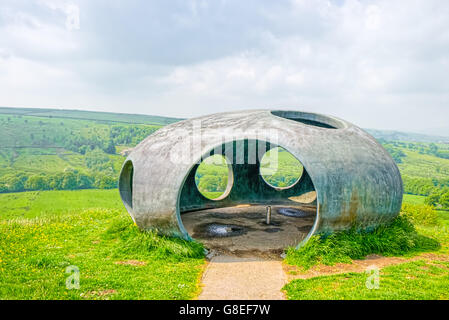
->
[[380, 141, 449, 198], [366, 128, 449, 144], [0, 107, 448, 300], [0, 189, 204, 299], [0, 107, 182, 126], [1, 106, 449, 208], [0, 107, 180, 193], [399, 149, 449, 180]]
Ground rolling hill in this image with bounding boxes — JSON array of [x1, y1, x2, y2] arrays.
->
[[0, 106, 448, 200], [0, 107, 179, 192]]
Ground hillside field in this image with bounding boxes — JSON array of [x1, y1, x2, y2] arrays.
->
[[0, 107, 177, 193], [1, 107, 449, 300], [1, 107, 449, 205]]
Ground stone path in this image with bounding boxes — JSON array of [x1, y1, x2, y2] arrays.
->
[[198, 255, 287, 300]]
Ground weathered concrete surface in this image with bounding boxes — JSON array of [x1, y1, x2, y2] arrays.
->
[[198, 255, 287, 300], [182, 205, 315, 257], [119, 110, 403, 244], [178, 139, 316, 213]]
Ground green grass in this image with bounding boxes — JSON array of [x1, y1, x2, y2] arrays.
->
[[284, 207, 449, 300], [437, 210, 449, 228], [0, 189, 123, 219], [284, 216, 440, 270], [200, 191, 226, 199], [283, 260, 449, 300], [401, 203, 438, 225], [1, 109, 448, 300], [1, 190, 448, 300], [414, 211, 449, 255], [0, 189, 205, 300], [0, 147, 124, 177], [403, 194, 426, 205]]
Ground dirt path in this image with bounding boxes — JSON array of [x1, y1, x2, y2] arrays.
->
[[198, 255, 287, 300], [284, 253, 449, 281]]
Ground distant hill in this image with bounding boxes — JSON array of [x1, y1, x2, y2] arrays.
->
[[2, 107, 447, 143], [365, 129, 449, 144], [0, 106, 448, 196], [0, 107, 182, 126], [0, 107, 181, 193]]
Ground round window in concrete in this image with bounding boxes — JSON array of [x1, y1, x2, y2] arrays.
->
[[195, 154, 234, 200], [260, 147, 304, 190]]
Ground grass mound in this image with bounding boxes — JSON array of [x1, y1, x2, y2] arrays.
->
[[103, 216, 204, 261], [0, 207, 205, 299], [285, 216, 440, 270]]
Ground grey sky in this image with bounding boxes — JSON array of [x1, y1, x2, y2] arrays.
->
[[0, 0, 448, 135]]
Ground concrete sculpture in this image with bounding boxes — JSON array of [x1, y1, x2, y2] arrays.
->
[[119, 110, 403, 244]]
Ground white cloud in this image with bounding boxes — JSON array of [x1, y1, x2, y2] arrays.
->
[[39, 0, 80, 31], [0, 0, 448, 135], [364, 5, 381, 31], [64, 3, 80, 30]]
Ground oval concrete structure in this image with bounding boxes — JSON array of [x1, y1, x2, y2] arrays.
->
[[119, 110, 403, 244]]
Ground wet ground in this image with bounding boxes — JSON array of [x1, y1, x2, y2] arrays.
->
[[181, 205, 316, 258]]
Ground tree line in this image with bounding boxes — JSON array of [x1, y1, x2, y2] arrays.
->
[[0, 169, 116, 193], [381, 139, 449, 161], [62, 125, 159, 155], [403, 176, 449, 196], [401, 175, 449, 209]]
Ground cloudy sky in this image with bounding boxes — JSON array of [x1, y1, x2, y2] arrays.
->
[[0, 0, 448, 135]]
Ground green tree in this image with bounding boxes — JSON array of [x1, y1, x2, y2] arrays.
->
[[440, 192, 449, 209], [104, 139, 116, 154], [4, 174, 27, 192], [77, 174, 94, 189], [25, 175, 47, 190], [425, 192, 441, 207], [429, 143, 438, 155], [48, 174, 63, 190], [95, 175, 116, 189], [61, 171, 78, 190], [198, 175, 222, 192]]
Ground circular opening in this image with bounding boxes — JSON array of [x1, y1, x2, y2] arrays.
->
[[260, 147, 304, 190], [271, 110, 345, 129], [119, 160, 133, 209], [195, 154, 233, 200]]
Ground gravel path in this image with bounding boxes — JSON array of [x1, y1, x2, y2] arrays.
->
[[198, 255, 287, 300]]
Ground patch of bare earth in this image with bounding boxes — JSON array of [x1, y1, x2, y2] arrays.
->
[[81, 289, 117, 299], [284, 253, 449, 280], [114, 260, 147, 266]]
